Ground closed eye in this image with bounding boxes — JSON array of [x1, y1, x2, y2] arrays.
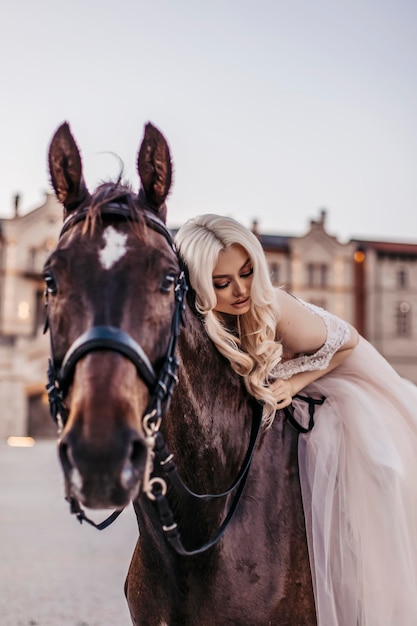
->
[[213, 266, 253, 290], [241, 267, 254, 278]]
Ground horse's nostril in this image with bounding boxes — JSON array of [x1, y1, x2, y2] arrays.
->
[[129, 439, 148, 470], [120, 439, 148, 490]]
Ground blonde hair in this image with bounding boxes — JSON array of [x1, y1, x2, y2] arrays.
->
[[175, 214, 282, 426]]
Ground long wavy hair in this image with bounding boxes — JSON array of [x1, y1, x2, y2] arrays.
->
[[175, 214, 283, 426]]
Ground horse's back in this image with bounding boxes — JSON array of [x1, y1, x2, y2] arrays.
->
[[210, 417, 316, 625]]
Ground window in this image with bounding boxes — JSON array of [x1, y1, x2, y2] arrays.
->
[[306, 263, 329, 287], [320, 265, 328, 287], [269, 262, 280, 286], [395, 301, 411, 337], [33, 289, 46, 335], [397, 269, 408, 289], [307, 263, 314, 286], [28, 247, 37, 270]]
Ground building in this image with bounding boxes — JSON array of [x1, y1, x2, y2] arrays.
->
[[351, 239, 417, 381], [256, 211, 417, 384], [0, 194, 62, 439], [0, 201, 416, 439], [258, 211, 357, 323]]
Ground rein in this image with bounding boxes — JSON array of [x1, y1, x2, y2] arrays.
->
[[150, 402, 263, 555], [44, 201, 264, 554]]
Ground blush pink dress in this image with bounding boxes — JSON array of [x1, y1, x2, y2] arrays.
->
[[273, 301, 417, 626]]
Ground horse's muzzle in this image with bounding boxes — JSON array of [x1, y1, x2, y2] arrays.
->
[[58, 428, 148, 509]]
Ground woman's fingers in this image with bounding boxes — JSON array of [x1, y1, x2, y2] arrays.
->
[[271, 379, 293, 408], [276, 395, 292, 408]]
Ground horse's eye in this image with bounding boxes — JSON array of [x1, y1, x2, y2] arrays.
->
[[160, 274, 176, 293], [44, 273, 57, 295]]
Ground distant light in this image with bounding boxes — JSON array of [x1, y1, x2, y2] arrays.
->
[[7, 436, 35, 447], [45, 238, 56, 250], [17, 302, 30, 319], [354, 250, 365, 263]]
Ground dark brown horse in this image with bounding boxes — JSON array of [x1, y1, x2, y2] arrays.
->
[[45, 122, 316, 625]]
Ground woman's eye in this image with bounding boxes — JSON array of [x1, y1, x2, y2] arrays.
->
[[160, 274, 176, 293], [241, 267, 254, 278], [44, 273, 57, 295], [213, 281, 230, 290]]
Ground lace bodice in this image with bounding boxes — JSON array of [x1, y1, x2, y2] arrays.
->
[[271, 300, 351, 380]]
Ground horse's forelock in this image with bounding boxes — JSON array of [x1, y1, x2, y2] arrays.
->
[[81, 182, 146, 237]]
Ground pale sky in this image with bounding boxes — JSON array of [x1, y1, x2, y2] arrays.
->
[[1, 0, 416, 242]]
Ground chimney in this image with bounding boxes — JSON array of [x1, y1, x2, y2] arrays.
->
[[13, 193, 21, 217]]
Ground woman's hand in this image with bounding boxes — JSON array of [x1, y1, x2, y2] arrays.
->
[[270, 378, 293, 409]]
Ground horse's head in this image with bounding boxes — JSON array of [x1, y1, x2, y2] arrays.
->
[[45, 122, 181, 509]]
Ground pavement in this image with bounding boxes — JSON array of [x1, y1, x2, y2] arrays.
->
[[0, 439, 138, 626]]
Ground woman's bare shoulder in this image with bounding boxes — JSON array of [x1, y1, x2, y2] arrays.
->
[[274, 290, 328, 355]]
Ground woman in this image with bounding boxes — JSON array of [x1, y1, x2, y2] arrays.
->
[[175, 213, 417, 626]]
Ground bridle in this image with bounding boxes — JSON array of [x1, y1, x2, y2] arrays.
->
[[44, 200, 264, 554], [45, 202, 186, 434]]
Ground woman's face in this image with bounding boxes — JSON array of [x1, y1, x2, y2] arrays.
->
[[212, 244, 253, 316]]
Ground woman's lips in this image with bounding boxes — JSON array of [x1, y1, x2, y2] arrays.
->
[[232, 297, 250, 308]]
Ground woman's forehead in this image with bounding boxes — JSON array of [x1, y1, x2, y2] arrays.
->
[[213, 244, 250, 275]]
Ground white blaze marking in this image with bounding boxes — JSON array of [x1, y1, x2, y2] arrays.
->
[[99, 226, 128, 270]]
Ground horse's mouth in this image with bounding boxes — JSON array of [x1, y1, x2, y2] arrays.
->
[[64, 466, 142, 509]]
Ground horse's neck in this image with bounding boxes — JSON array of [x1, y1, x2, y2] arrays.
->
[[169, 307, 253, 488], [177, 308, 246, 416]]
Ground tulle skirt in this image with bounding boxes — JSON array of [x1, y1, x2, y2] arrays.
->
[[297, 337, 417, 625]]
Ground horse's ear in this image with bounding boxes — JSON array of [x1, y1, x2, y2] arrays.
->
[[48, 122, 91, 215], [137, 123, 172, 222]]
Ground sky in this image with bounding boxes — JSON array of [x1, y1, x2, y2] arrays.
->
[[0, 0, 416, 243]]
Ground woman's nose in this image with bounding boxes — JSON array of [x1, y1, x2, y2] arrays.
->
[[232, 279, 245, 296]]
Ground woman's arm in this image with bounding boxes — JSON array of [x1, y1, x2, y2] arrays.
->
[[271, 291, 359, 409]]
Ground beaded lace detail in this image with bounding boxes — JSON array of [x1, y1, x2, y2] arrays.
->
[[271, 300, 351, 380]]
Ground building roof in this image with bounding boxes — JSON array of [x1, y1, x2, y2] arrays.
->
[[257, 233, 291, 251], [352, 238, 417, 257]]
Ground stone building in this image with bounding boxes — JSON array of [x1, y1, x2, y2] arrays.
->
[[351, 239, 417, 381], [257, 211, 417, 384], [258, 210, 357, 322], [0, 201, 416, 439], [0, 194, 62, 439]]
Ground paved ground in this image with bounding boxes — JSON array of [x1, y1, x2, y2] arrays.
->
[[0, 439, 138, 626]]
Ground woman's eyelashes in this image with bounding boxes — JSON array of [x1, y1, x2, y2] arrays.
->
[[241, 266, 254, 278], [213, 266, 253, 290]]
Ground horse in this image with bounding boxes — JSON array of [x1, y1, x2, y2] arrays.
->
[[45, 121, 316, 625]]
